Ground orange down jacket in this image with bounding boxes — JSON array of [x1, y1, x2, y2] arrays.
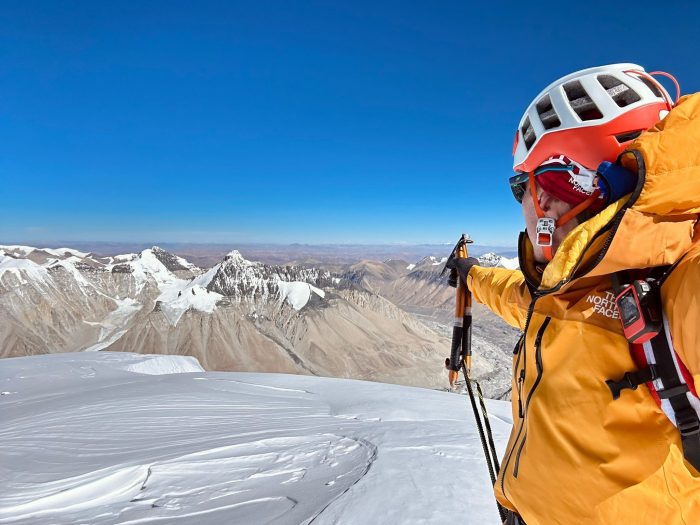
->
[[467, 93, 700, 525]]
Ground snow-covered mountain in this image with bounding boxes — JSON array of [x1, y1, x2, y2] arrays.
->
[[204, 250, 331, 307], [0, 245, 457, 390], [477, 252, 520, 270], [0, 352, 510, 525]]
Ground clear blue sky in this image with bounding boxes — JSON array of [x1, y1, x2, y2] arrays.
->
[[2, 1, 698, 246]]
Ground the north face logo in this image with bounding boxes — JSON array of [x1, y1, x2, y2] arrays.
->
[[586, 291, 620, 319]]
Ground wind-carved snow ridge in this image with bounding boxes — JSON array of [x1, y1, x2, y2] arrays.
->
[[0, 352, 510, 525]]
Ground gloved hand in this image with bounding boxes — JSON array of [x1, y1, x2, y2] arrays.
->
[[444, 256, 479, 287]]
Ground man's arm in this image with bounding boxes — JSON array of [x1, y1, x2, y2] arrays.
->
[[467, 266, 531, 330]]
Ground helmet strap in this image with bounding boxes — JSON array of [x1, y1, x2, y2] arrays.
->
[[528, 173, 601, 262]]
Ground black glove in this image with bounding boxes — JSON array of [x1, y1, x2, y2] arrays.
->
[[444, 256, 479, 287]]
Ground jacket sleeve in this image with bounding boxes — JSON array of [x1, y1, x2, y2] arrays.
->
[[467, 266, 531, 330]]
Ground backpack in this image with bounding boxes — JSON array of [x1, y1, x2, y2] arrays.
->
[[605, 264, 700, 472]]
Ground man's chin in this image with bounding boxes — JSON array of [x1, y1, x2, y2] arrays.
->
[[531, 246, 547, 264], [532, 242, 561, 264]]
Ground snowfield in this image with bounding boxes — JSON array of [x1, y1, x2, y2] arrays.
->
[[0, 352, 511, 524]]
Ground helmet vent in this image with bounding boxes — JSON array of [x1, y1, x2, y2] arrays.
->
[[521, 117, 536, 150], [563, 80, 603, 121], [536, 95, 560, 130], [636, 76, 663, 98], [614, 130, 643, 144], [597, 75, 641, 108]]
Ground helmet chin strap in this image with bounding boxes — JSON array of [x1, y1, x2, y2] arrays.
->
[[528, 173, 600, 261]]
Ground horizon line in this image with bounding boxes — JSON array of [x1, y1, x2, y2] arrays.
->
[[0, 239, 518, 249]]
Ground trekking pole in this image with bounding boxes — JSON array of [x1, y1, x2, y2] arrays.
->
[[443, 234, 507, 523], [475, 380, 501, 476]]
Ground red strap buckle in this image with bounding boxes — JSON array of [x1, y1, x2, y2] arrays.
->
[[536, 218, 555, 247]]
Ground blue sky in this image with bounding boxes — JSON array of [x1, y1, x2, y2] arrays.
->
[[2, 1, 698, 246]]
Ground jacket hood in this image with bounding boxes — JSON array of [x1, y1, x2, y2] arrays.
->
[[521, 93, 700, 291]]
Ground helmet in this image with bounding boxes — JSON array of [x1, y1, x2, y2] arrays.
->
[[512, 64, 676, 173]]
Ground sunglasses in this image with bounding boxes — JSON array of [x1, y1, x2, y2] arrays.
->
[[509, 172, 530, 203], [509, 165, 580, 203]]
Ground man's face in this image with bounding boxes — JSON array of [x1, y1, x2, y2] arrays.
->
[[521, 179, 580, 263]]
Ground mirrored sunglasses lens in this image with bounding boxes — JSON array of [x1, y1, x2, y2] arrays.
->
[[509, 172, 528, 203], [511, 183, 525, 203]]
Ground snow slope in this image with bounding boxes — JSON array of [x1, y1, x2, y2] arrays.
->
[[0, 352, 511, 525], [0, 255, 50, 285]]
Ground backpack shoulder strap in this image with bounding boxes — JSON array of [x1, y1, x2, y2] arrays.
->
[[643, 314, 700, 471], [607, 259, 700, 472]]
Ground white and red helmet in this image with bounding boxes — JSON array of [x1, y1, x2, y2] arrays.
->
[[512, 63, 678, 173]]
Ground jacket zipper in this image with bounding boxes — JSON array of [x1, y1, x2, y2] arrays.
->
[[517, 369, 525, 419], [513, 316, 551, 478], [513, 334, 526, 417], [498, 298, 537, 504]]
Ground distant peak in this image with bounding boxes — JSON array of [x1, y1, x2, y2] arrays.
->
[[140, 246, 167, 257], [223, 250, 248, 265]]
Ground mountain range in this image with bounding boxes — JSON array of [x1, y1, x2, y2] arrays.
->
[[0, 244, 520, 395]]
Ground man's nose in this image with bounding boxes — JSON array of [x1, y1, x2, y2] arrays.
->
[[538, 191, 554, 212]]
